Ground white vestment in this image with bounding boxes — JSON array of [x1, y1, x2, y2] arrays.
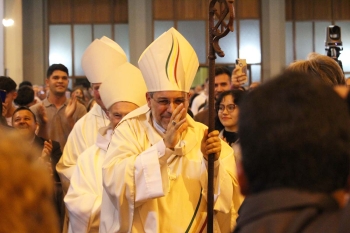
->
[[65, 127, 112, 233], [191, 91, 207, 116], [57, 104, 110, 192], [100, 105, 243, 233]]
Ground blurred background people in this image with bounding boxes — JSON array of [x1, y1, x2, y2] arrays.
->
[[12, 106, 64, 231], [14, 85, 37, 107], [189, 84, 203, 109], [234, 71, 350, 232], [20, 81, 42, 104], [19, 80, 32, 88], [190, 78, 208, 116], [0, 76, 18, 126], [71, 85, 86, 107], [287, 52, 345, 85], [0, 100, 8, 127], [248, 82, 260, 90], [0, 131, 60, 233], [83, 87, 93, 105], [34, 84, 47, 101], [345, 77, 350, 87]]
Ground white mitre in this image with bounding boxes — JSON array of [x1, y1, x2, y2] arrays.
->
[[81, 36, 127, 84], [138, 27, 199, 93], [99, 62, 147, 109]]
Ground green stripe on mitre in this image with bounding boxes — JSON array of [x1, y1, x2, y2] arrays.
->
[[165, 35, 174, 80]]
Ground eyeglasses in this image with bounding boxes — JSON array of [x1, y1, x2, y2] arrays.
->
[[152, 97, 187, 106], [218, 104, 237, 113]]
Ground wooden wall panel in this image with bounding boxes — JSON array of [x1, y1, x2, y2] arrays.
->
[[333, 0, 350, 20], [153, 0, 174, 20], [48, 0, 72, 23], [313, 0, 332, 20], [292, 0, 313, 20], [73, 0, 93, 23], [236, 0, 260, 19], [285, 0, 293, 20], [176, 0, 207, 20], [114, 0, 128, 23], [93, 0, 112, 23]]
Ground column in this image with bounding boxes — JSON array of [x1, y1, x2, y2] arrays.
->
[[22, 0, 46, 85], [4, 0, 22, 84], [128, 0, 153, 66], [0, 0, 4, 75], [261, 0, 286, 81]]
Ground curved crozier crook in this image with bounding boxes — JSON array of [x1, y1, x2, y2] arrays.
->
[[211, 0, 235, 57]]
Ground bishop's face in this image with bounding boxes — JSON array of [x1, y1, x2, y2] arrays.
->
[[107, 101, 139, 129], [146, 91, 189, 130]]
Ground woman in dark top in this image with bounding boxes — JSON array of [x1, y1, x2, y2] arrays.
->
[[215, 90, 245, 159]]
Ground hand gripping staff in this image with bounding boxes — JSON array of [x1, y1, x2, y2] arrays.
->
[[207, 1, 235, 232]]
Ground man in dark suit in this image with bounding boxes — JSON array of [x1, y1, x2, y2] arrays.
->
[[12, 106, 64, 231]]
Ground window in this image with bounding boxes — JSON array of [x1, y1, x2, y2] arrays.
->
[[48, 0, 129, 86], [153, 0, 262, 86], [285, 0, 350, 77]]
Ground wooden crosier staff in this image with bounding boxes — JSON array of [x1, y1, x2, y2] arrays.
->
[[207, 0, 234, 232]]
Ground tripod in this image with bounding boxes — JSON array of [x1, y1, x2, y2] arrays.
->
[[325, 25, 343, 72], [326, 46, 343, 72]]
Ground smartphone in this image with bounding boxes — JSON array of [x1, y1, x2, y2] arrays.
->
[[235, 59, 247, 75], [0, 89, 6, 103]]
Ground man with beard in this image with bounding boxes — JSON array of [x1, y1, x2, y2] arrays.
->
[[234, 72, 350, 232], [100, 27, 243, 233]]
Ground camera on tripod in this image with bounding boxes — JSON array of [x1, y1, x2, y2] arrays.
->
[[325, 25, 343, 71]]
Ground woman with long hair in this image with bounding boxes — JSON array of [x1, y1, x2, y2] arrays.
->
[[215, 90, 245, 159]]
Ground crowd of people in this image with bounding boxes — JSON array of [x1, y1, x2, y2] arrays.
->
[[1, 27, 350, 233]]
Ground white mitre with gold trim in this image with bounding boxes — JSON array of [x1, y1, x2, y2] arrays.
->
[[81, 36, 127, 84], [138, 27, 199, 93], [99, 62, 147, 110]]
